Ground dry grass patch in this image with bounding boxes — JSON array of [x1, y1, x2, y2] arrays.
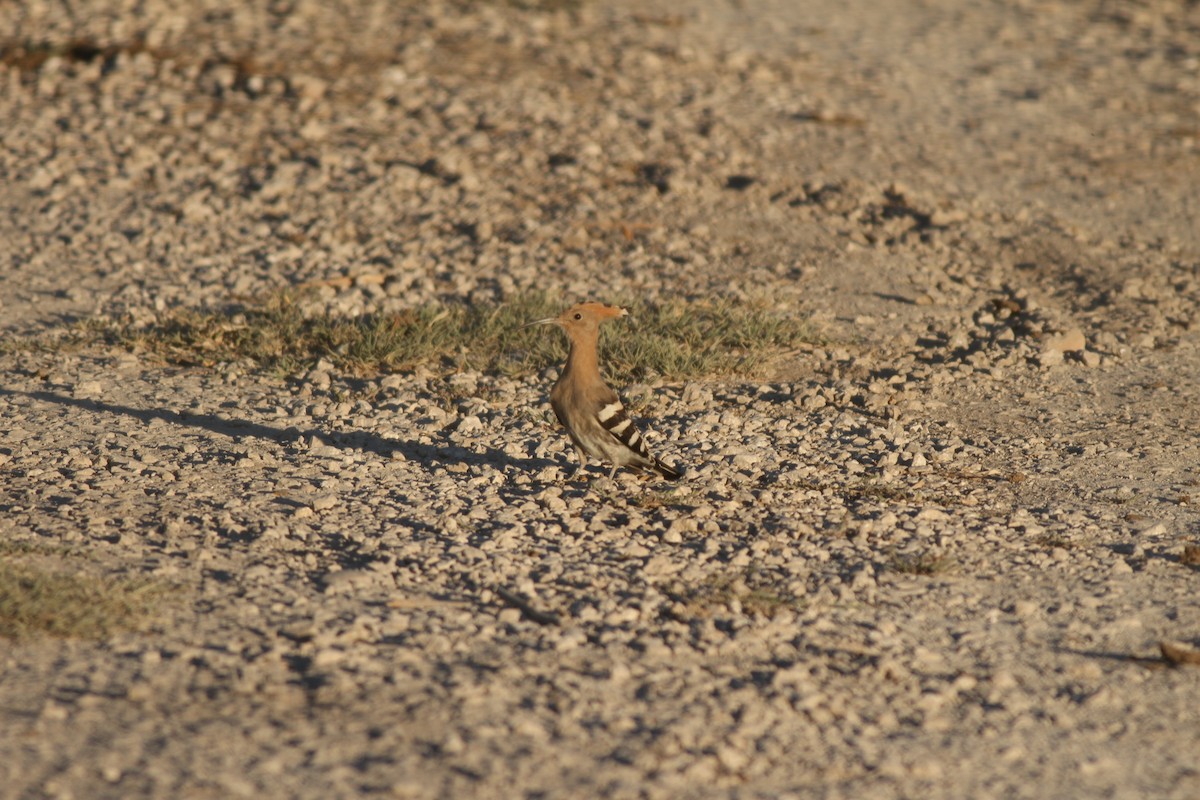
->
[[84, 291, 818, 383], [627, 487, 697, 510], [590, 483, 697, 509], [0, 539, 83, 559], [0, 560, 172, 640], [885, 550, 957, 576], [1033, 533, 1077, 551], [664, 569, 800, 620]]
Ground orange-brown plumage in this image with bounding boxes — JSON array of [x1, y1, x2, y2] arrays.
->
[[527, 303, 682, 481]]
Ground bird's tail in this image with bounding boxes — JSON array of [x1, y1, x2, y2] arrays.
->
[[654, 459, 684, 481]]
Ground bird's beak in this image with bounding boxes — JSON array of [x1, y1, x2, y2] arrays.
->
[[523, 317, 559, 329]]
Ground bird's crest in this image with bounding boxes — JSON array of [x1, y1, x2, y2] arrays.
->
[[526, 302, 629, 329], [573, 302, 627, 322]]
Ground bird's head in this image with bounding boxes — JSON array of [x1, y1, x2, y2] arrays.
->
[[526, 302, 629, 336]]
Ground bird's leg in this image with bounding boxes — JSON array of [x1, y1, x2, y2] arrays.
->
[[569, 447, 588, 481], [608, 464, 618, 480]]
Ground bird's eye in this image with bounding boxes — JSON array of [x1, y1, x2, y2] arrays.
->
[[573, 312, 582, 320]]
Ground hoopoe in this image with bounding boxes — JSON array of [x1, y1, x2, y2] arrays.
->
[[527, 302, 683, 481]]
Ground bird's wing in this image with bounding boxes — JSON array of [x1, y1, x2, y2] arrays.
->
[[591, 394, 655, 463], [596, 396, 683, 479]]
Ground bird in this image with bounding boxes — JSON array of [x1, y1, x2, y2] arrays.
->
[[526, 302, 683, 482]]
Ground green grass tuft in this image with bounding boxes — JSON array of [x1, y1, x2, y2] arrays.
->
[[885, 551, 957, 576], [84, 291, 818, 383], [0, 561, 172, 640], [663, 569, 800, 619]]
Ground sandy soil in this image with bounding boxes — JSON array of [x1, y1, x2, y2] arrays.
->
[[2, 1, 1199, 797]]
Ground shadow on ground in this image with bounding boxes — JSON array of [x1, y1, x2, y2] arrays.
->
[[1, 387, 557, 474]]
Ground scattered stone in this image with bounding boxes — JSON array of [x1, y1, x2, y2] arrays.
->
[[1037, 349, 1064, 367], [311, 494, 339, 512], [322, 569, 385, 595], [0, 2, 1196, 798], [1042, 329, 1086, 353], [1137, 522, 1167, 538]]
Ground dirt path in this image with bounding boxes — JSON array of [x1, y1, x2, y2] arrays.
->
[[2, 1, 1199, 797]]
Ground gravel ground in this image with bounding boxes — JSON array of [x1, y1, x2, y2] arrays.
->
[[2, 0, 1200, 798]]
